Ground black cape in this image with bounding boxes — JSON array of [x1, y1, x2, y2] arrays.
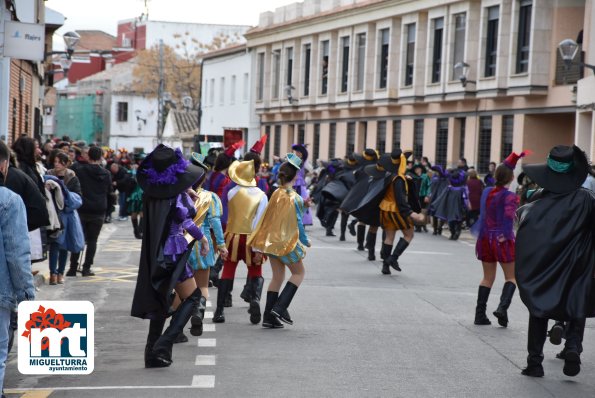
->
[[131, 197, 193, 320], [350, 175, 392, 227], [432, 187, 466, 222], [340, 167, 374, 213], [516, 188, 595, 320]]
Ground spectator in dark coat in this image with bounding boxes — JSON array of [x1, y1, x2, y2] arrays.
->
[[466, 169, 484, 227], [110, 163, 134, 221]]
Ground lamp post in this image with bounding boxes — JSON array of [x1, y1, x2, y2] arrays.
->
[[454, 62, 476, 88], [46, 31, 81, 77], [558, 39, 595, 74]]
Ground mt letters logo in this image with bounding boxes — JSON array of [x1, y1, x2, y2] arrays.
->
[[18, 301, 94, 374]]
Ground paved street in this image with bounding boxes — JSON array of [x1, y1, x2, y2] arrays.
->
[[5, 219, 595, 398]]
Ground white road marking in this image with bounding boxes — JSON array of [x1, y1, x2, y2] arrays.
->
[[191, 375, 216, 388], [198, 338, 216, 347], [459, 241, 475, 247], [206, 300, 212, 308], [202, 324, 216, 332], [195, 355, 216, 366], [5, 386, 210, 391], [310, 246, 453, 255], [204, 311, 214, 319]]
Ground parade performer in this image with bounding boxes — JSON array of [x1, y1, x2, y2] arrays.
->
[[432, 169, 469, 240], [471, 152, 526, 327], [213, 159, 268, 324], [516, 145, 594, 378], [340, 149, 380, 255], [291, 144, 313, 225], [427, 165, 448, 235], [131, 144, 209, 368], [127, 153, 145, 239], [246, 135, 269, 193], [317, 159, 350, 237], [248, 154, 310, 328]]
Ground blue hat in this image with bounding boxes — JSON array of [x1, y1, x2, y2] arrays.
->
[[191, 152, 209, 171], [286, 153, 302, 170]]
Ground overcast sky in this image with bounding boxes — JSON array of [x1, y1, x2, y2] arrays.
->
[[46, 0, 294, 45]]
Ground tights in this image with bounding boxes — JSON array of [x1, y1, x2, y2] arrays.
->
[[221, 260, 262, 280]]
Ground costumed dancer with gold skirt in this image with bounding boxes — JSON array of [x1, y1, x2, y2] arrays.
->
[[249, 153, 310, 328]]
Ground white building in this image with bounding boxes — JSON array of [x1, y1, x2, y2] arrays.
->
[[200, 44, 260, 153]]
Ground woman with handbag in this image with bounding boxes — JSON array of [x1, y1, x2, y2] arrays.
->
[[46, 151, 83, 285]]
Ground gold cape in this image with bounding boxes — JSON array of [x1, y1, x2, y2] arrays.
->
[[184, 189, 213, 244], [248, 188, 300, 257]]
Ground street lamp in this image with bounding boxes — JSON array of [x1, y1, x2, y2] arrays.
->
[[135, 109, 147, 124], [62, 31, 81, 56], [558, 39, 595, 74], [454, 62, 476, 87]]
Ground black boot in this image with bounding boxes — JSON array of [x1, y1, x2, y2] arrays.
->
[[66, 253, 79, 276], [325, 210, 338, 236], [173, 332, 188, 344], [213, 279, 232, 323], [452, 222, 462, 240], [521, 315, 547, 377], [386, 238, 409, 272], [348, 219, 357, 236], [493, 281, 516, 327], [145, 318, 167, 368], [210, 257, 223, 287], [562, 318, 585, 376], [474, 286, 492, 325], [248, 277, 264, 324], [190, 295, 207, 336], [339, 213, 348, 241], [356, 225, 366, 251], [432, 218, 438, 235], [271, 282, 298, 324], [225, 279, 234, 308], [240, 276, 252, 303], [262, 291, 284, 329], [132, 218, 142, 239], [365, 231, 377, 261], [152, 289, 202, 365], [549, 321, 565, 346], [381, 244, 393, 275]]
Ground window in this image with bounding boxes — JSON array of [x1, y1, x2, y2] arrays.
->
[[458, 117, 466, 159], [314, 124, 320, 162], [405, 24, 416, 86], [485, 6, 500, 77], [340, 36, 350, 93], [298, 124, 305, 144], [355, 33, 366, 91], [117, 102, 128, 122], [435, 119, 448, 168], [377, 121, 387, 154], [321, 40, 329, 95], [210, 78, 215, 104], [347, 122, 356, 154], [286, 47, 294, 87], [329, 123, 336, 159], [452, 13, 467, 80], [392, 120, 401, 150], [478, 116, 492, 173], [379, 29, 390, 89], [220, 77, 225, 105], [24, 104, 29, 133], [274, 125, 281, 156], [243, 73, 249, 102], [414, 120, 424, 160], [303, 44, 311, 96], [516, 0, 532, 73], [431, 18, 444, 83], [272, 50, 281, 99], [204, 80, 208, 106], [264, 126, 271, 160], [501, 115, 514, 161], [257, 53, 264, 101], [230, 75, 236, 105]]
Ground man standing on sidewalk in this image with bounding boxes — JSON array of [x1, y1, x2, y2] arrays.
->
[[68, 146, 112, 277], [0, 140, 35, 396]]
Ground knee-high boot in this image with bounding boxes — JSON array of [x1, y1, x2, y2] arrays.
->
[[248, 276, 264, 324], [271, 282, 298, 324], [381, 244, 393, 275], [365, 231, 377, 261], [522, 315, 548, 377], [339, 213, 348, 241], [356, 225, 366, 251], [387, 238, 409, 272], [145, 318, 167, 368], [131, 218, 142, 239], [152, 289, 202, 366], [225, 278, 234, 308], [493, 281, 516, 327], [213, 279, 232, 323], [348, 219, 357, 236], [262, 291, 284, 328], [474, 286, 492, 325], [190, 295, 207, 336], [240, 276, 252, 303], [563, 318, 585, 376]]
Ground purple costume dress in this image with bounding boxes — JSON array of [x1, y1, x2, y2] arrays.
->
[[164, 192, 204, 281], [293, 167, 312, 225]]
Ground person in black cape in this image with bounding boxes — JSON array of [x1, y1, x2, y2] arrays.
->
[[516, 145, 595, 378], [131, 144, 209, 368]]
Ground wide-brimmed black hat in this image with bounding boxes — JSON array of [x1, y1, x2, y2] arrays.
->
[[378, 150, 412, 174], [353, 148, 380, 166], [522, 145, 588, 194], [364, 163, 389, 179], [137, 144, 204, 199]]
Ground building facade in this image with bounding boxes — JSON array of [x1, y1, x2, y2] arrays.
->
[[246, 0, 586, 171], [575, 0, 595, 158], [200, 44, 260, 153]]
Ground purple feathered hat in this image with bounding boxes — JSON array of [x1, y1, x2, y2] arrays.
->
[[137, 144, 204, 199], [430, 165, 447, 177], [448, 169, 466, 186]]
